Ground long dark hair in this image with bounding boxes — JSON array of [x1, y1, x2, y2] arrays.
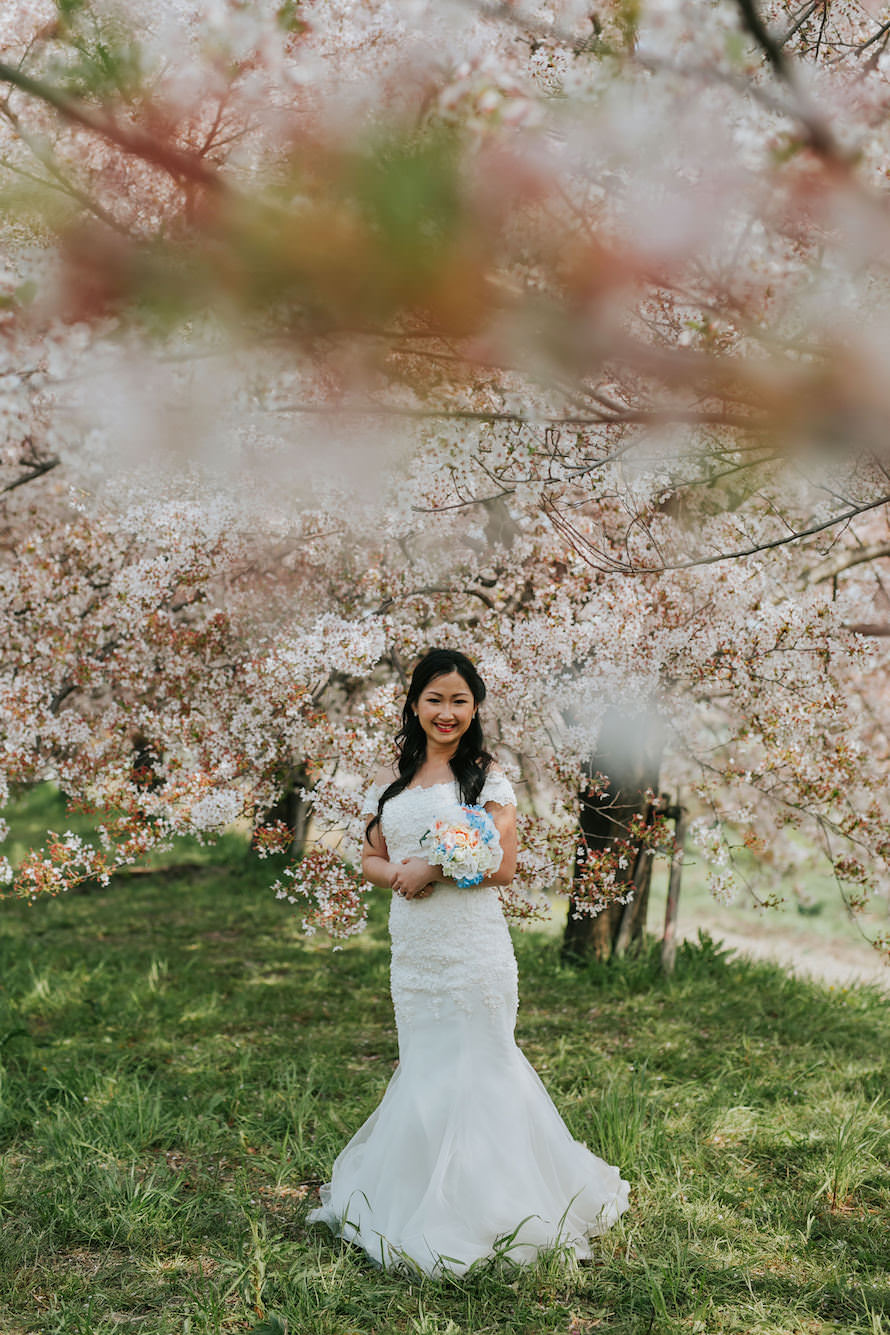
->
[[365, 648, 493, 839]]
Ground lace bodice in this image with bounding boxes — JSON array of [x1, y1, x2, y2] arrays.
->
[[360, 772, 519, 1025], [360, 769, 517, 864]]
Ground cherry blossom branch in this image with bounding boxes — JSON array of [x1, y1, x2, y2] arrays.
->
[[803, 542, 890, 584], [736, 0, 794, 78], [0, 62, 226, 192], [855, 18, 890, 58], [779, 1, 825, 49], [2, 457, 60, 494], [267, 401, 759, 430], [687, 750, 881, 937], [0, 102, 134, 235], [541, 493, 890, 573], [733, 0, 840, 157]]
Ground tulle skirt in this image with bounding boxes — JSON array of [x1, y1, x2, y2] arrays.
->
[[309, 992, 630, 1275]]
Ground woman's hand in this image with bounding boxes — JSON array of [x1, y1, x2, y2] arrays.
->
[[390, 857, 437, 900]]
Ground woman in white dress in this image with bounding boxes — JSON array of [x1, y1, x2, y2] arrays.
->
[[309, 648, 630, 1275]]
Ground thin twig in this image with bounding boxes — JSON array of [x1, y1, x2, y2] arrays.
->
[[543, 493, 890, 574], [2, 459, 60, 494], [779, 0, 823, 48]]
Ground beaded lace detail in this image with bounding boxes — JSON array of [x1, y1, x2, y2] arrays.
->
[[361, 773, 519, 1025]]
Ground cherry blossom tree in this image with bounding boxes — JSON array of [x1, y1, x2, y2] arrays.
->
[[1, 0, 890, 960]]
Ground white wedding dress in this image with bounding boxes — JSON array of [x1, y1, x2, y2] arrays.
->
[[309, 773, 630, 1275]]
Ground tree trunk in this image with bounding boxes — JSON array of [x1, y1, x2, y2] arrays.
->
[[613, 842, 655, 958], [562, 706, 664, 963], [131, 732, 163, 791], [261, 763, 311, 858]]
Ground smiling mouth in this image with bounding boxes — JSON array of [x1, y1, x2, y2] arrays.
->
[[434, 722, 456, 731]]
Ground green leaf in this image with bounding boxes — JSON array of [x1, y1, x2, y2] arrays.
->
[[247, 1318, 286, 1335], [276, 1, 307, 33], [56, 0, 88, 20], [352, 129, 464, 270], [14, 280, 38, 307]]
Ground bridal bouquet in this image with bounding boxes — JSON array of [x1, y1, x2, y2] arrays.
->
[[422, 805, 503, 888]]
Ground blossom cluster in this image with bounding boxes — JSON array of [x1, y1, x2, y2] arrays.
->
[[0, 0, 889, 965], [273, 846, 369, 939], [571, 810, 676, 919]]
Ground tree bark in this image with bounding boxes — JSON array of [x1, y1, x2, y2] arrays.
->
[[613, 842, 655, 958], [561, 706, 664, 963], [261, 763, 311, 858], [131, 733, 163, 791]]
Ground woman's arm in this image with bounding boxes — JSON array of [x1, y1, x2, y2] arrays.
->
[[362, 791, 517, 898], [361, 770, 438, 899], [478, 800, 517, 887], [361, 767, 400, 890], [362, 807, 438, 898], [361, 817, 396, 890]]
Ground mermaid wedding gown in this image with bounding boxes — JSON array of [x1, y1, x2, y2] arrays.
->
[[309, 772, 630, 1275]]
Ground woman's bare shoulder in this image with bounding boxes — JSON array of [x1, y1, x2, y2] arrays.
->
[[372, 763, 399, 787]]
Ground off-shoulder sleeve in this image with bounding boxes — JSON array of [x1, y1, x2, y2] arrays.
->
[[360, 781, 383, 817], [480, 769, 517, 807]]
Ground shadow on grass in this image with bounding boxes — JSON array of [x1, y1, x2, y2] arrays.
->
[[531, 929, 890, 1062]]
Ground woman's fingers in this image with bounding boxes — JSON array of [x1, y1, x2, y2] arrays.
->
[[398, 883, 433, 899]]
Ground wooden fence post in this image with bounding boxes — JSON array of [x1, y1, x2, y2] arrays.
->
[[613, 837, 656, 959], [661, 803, 688, 974]]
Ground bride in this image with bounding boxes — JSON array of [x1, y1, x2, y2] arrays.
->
[[309, 648, 630, 1275]]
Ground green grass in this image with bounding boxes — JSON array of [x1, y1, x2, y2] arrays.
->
[[1, 788, 889, 1334]]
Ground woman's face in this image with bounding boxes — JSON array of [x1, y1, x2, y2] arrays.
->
[[413, 670, 476, 749]]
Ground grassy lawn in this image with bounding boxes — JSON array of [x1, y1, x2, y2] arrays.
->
[[1, 789, 889, 1334]]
